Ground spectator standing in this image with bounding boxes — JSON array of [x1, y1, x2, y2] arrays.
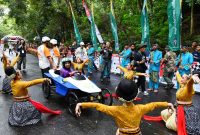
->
[[37, 36, 55, 77], [134, 44, 148, 95], [148, 44, 162, 93], [162, 46, 176, 89], [87, 43, 95, 76], [176, 45, 193, 89], [120, 45, 132, 67], [17, 39, 27, 72], [100, 42, 113, 82], [50, 39, 61, 68], [75, 42, 87, 60], [176, 45, 193, 76], [192, 45, 200, 63]]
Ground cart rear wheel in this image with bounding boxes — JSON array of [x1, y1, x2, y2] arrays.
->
[[66, 92, 79, 116], [99, 88, 113, 106], [42, 81, 51, 99]]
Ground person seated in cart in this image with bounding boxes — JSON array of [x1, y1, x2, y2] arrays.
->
[[71, 57, 89, 74], [75, 79, 174, 135], [117, 61, 148, 81], [60, 58, 77, 78]]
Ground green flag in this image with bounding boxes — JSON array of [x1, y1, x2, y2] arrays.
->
[[69, 2, 82, 46], [141, 0, 150, 50], [90, 3, 98, 50], [110, 0, 119, 51], [168, 0, 181, 51]]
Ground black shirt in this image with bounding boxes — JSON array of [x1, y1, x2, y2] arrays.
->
[[17, 45, 26, 57], [134, 51, 147, 73], [101, 48, 113, 61]]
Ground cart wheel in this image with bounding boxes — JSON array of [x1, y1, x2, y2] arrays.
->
[[42, 81, 51, 99], [66, 92, 79, 116], [99, 88, 113, 106]]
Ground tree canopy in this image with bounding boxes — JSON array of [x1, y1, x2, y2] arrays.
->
[[0, 0, 200, 49]]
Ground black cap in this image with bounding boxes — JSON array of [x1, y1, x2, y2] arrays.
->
[[137, 44, 147, 50], [116, 79, 138, 101], [181, 45, 188, 48]]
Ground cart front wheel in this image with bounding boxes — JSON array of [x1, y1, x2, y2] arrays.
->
[[66, 92, 79, 116], [99, 88, 113, 106], [42, 81, 51, 99]]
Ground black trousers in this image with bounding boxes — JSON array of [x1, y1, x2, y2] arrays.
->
[[41, 67, 50, 78], [17, 57, 26, 70], [137, 75, 146, 92]]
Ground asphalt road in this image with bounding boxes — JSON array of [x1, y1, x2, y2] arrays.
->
[[0, 52, 199, 135]]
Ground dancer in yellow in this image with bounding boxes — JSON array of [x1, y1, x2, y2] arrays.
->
[[5, 66, 61, 126], [2, 53, 19, 70], [71, 57, 89, 73], [1, 53, 20, 94], [161, 71, 200, 135], [76, 79, 174, 135], [117, 62, 148, 80]]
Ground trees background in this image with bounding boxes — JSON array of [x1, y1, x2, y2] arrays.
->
[[0, 0, 200, 49]]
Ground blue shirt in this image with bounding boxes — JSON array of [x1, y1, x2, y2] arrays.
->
[[176, 52, 193, 70], [87, 47, 95, 58], [149, 50, 162, 72]]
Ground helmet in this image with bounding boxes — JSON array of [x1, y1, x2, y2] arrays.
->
[[50, 39, 57, 45], [62, 58, 71, 68], [80, 42, 85, 46], [42, 36, 50, 42]]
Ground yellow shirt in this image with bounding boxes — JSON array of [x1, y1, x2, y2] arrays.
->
[[176, 72, 194, 102], [81, 102, 168, 130], [11, 78, 46, 97], [72, 59, 89, 72], [117, 66, 143, 80]]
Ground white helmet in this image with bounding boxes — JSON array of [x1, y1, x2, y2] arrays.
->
[[50, 39, 57, 45], [42, 36, 50, 42], [80, 42, 85, 46]]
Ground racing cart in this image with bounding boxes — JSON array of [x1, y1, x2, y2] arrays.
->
[[43, 70, 113, 116]]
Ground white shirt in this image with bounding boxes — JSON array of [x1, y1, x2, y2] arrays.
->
[[75, 47, 87, 60], [37, 44, 50, 69]]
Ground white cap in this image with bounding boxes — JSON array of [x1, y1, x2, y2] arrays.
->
[[50, 39, 57, 45], [80, 42, 85, 46], [42, 36, 50, 42]]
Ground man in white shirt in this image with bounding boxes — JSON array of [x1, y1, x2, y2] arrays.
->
[[50, 39, 61, 68], [75, 42, 87, 60], [37, 36, 55, 77]]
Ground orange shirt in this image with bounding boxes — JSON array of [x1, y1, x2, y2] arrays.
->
[[53, 46, 60, 57]]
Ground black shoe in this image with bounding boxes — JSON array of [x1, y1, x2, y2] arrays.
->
[[168, 84, 174, 89]]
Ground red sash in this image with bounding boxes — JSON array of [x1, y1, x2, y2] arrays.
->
[[29, 99, 62, 115], [177, 105, 188, 135]]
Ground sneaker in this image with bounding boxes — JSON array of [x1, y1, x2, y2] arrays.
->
[[154, 90, 158, 93], [143, 91, 149, 95]]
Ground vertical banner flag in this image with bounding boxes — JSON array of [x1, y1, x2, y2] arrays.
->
[[168, 0, 181, 51], [110, 0, 119, 52], [69, 1, 82, 46], [82, 0, 103, 43], [90, 3, 98, 50], [141, 0, 150, 50]]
